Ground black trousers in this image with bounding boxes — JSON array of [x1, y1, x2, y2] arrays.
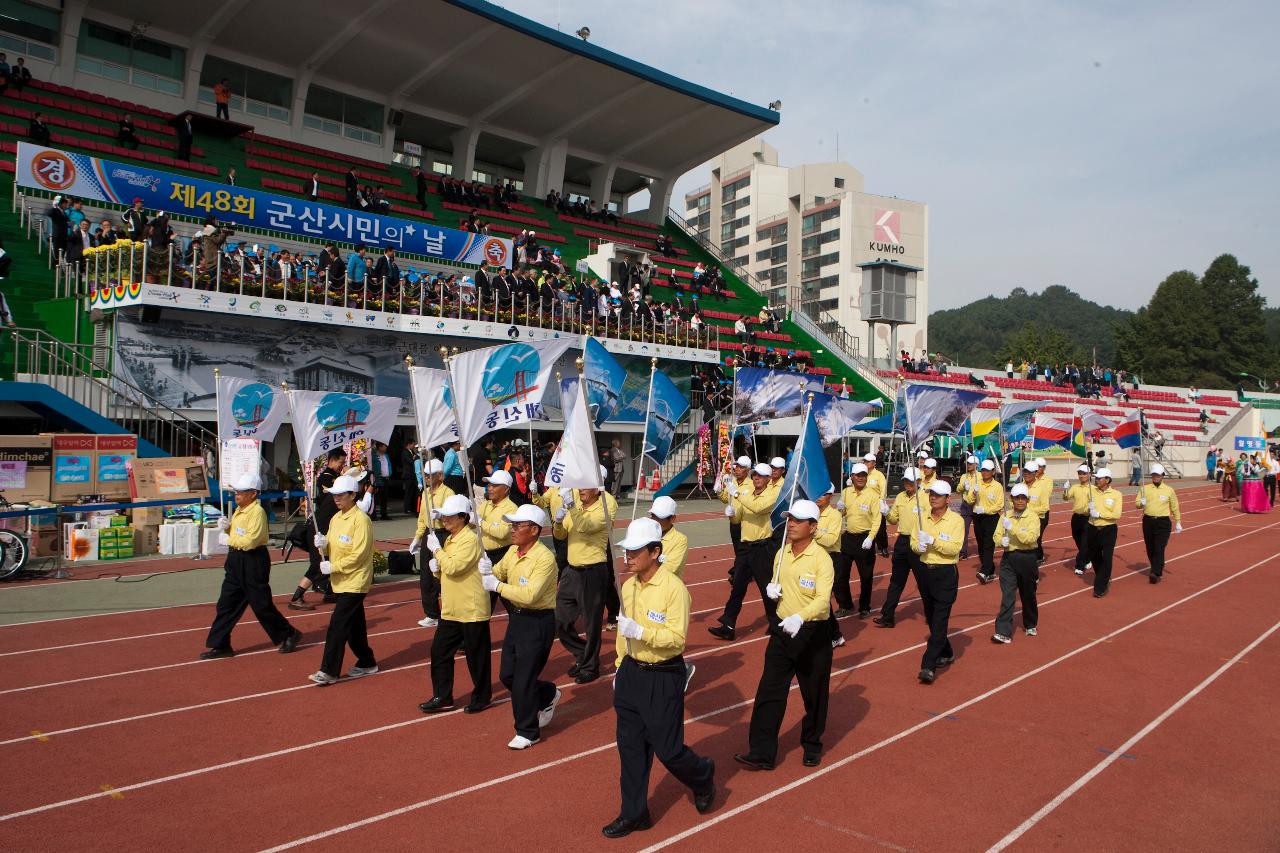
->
[[500, 609, 557, 739], [430, 618, 492, 706], [319, 592, 376, 676], [216, 102, 229, 120], [402, 480, 419, 515], [1142, 515, 1172, 577], [305, 542, 331, 593], [205, 547, 292, 650], [879, 535, 920, 621], [718, 540, 779, 630], [614, 656, 713, 822], [1035, 513, 1049, 560], [1266, 474, 1277, 505], [995, 551, 1038, 636], [874, 514, 888, 551], [556, 562, 609, 677], [419, 548, 441, 619], [552, 537, 568, 575], [606, 565, 621, 622], [959, 504, 973, 557], [912, 563, 958, 671], [974, 514, 999, 578], [1088, 524, 1118, 593], [747, 621, 833, 762], [1070, 513, 1090, 570]]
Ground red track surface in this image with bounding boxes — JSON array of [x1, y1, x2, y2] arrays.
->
[[1, 485, 1276, 852]]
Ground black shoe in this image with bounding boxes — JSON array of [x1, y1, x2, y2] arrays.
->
[[733, 752, 774, 771], [694, 759, 716, 813], [708, 625, 735, 641], [279, 628, 302, 654], [199, 647, 235, 660], [574, 672, 598, 685], [936, 655, 954, 668], [858, 609, 871, 619], [463, 701, 491, 714], [878, 548, 890, 558], [872, 616, 895, 628], [418, 696, 455, 714], [803, 753, 821, 767], [601, 814, 651, 839], [567, 662, 581, 677], [918, 668, 936, 684], [288, 599, 315, 611], [1094, 587, 1108, 598], [1149, 574, 1161, 584], [959, 552, 970, 561], [976, 572, 994, 584], [832, 608, 855, 618]]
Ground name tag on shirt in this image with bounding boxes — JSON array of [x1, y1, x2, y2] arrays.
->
[[1105, 499, 1114, 507], [646, 610, 667, 624], [939, 533, 952, 541], [234, 527, 245, 536], [859, 504, 870, 512], [799, 576, 816, 590], [339, 534, 352, 544], [1160, 495, 1168, 502], [518, 576, 529, 586]]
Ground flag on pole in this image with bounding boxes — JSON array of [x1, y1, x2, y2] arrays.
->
[[734, 367, 824, 425], [642, 371, 690, 466], [216, 375, 287, 441], [1070, 413, 1088, 458], [1112, 410, 1142, 449], [904, 384, 988, 450], [583, 337, 627, 426], [544, 378, 603, 490], [1030, 412, 1072, 451], [809, 391, 876, 447], [968, 407, 1000, 439], [407, 366, 459, 449], [449, 339, 572, 446], [998, 399, 1054, 445], [288, 390, 402, 461], [770, 404, 830, 530]]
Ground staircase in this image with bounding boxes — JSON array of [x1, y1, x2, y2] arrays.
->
[[4, 328, 217, 458]]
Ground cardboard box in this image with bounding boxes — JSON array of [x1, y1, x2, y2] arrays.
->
[[50, 435, 98, 503], [64, 524, 99, 562], [132, 506, 166, 526], [30, 529, 60, 558], [98, 543, 119, 560], [97, 527, 123, 543], [159, 522, 199, 555], [95, 435, 137, 499], [0, 436, 53, 503], [88, 512, 121, 530], [130, 457, 210, 502], [109, 515, 129, 527], [132, 525, 159, 555]]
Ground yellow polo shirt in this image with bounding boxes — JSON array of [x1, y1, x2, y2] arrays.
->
[[888, 490, 924, 538], [660, 527, 688, 579], [967, 478, 1006, 514], [614, 567, 689, 667], [1028, 478, 1054, 518], [912, 509, 964, 565], [815, 505, 843, 552], [533, 488, 567, 541], [840, 485, 882, 535], [866, 467, 887, 497], [1138, 483, 1180, 524], [557, 491, 619, 565], [1089, 487, 1122, 527], [999, 509, 1041, 551], [773, 539, 835, 622], [326, 506, 373, 594], [227, 502, 268, 550], [1065, 482, 1091, 515], [477, 496, 518, 551], [414, 481, 456, 539], [493, 540, 557, 610], [435, 525, 489, 623], [733, 485, 777, 543]]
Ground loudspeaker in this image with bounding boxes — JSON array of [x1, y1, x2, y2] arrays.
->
[[140, 305, 162, 324], [388, 109, 404, 128]]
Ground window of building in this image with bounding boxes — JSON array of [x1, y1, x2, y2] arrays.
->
[[720, 174, 750, 202], [0, 0, 59, 60], [77, 20, 185, 95], [755, 245, 787, 265], [834, 177, 845, 189], [800, 206, 840, 235], [304, 85, 384, 145], [198, 55, 292, 122]]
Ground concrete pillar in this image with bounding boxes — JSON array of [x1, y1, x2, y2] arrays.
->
[[521, 138, 567, 198], [587, 160, 617, 210], [54, 0, 89, 86], [637, 174, 677, 225], [450, 124, 481, 181], [183, 43, 209, 110], [288, 71, 314, 136]]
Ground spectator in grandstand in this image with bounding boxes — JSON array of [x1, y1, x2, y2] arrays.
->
[[117, 114, 139, 150], [94, 218, 119, 245], [46, 196, 70, 260], [344, 168, 359, 207], [28, 111, 51, 146], [372, 246, 400, 292], [67, 219, 97, 273], [306, 172, 320, 202], [10, 57, 30, 91], [1129, 449, 1143, 486], [0, 284, 13, 327], [226, 167, 237, 186], [120, 197, 146, 241], [1152, 431, 1166, 458], [214, 78, 232, 120], [176, 114, 194, 161], [0, 54, 8, 94], [346, 245, 369, 287]]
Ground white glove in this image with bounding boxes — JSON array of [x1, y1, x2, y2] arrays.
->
[[726, 482, 738, 498], [1090, 508, 1100, 519], [1174, 523, 1183, 534], [917, 531, 934, 547], [429, 558, 440, 575], [478, 555, 493, 576], [1063, 480, 1070, 490], [616, 615, 645, 640], [319, 560, 332, 575], [1000, 536, 1009, 548], [714, 474, 724, 491], [1087, 501, 1095, 513], [530, 480, 539, 495], [556, 507, 567, 523], [313, 533, 328, 550], [845, 476, 854, 487], [835, 499, 846, 511], [779, 614, 803, 637], [880, 500, 890, 515], [409, 538, 422, 556], [1137, 497, 1146, 507], [973, 504, 985, 515], [217, 531, 229, 546], [861, 535, 874, 550], [1002, 517, 1013, 531], [917, 540, 930, 554], [217, 516, 230, 532], [724, 505, 735, 518], [481, 573, 500, 592], [765, 582, 782, 600], [425, 532, 442, 554], [558, 487, 574, 509]]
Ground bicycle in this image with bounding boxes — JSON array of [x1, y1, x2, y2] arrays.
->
[[0, 493, 31, 580]]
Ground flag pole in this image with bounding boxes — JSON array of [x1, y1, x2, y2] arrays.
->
[[441, 345, 477, 513], [282, 381, 316, 529], [405, 354, 437, 529], [770, 392, 812, 586], [632, 356, 657, 521], [213, 367, 225, 519]]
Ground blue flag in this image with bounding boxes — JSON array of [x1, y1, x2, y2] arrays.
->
[[642, 371, 691, 466], [583, 337, 627, 426], [903, 384, 988, 450], [735, 367, 824, 425], [770, 405, 830, 530]]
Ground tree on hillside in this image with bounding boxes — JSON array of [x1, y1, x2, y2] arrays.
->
[[996, 323, 1087, 367], [1201, 254, 1273, 385], [1115, 271, 1218, 386]]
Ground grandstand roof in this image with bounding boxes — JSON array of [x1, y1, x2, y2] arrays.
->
[[83, 0, 779, 191]]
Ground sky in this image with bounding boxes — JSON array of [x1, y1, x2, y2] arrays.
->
[[495, 0, 1279, 313]]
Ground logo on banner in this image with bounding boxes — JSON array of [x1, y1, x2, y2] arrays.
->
[[482, 343, 542, 406], [31, 150, 76, 191], [317, 393, 371, 432], [483, 238, 509, 266], [231, 383, 276, 429]]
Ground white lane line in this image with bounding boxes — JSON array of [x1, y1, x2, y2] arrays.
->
[[985, 618, 1280, 852]]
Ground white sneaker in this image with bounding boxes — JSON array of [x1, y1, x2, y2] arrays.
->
[[309, 671, 339, 686], [831, 635, 847, 649], [347, 665, 379, 678], [537, 688, 562, 729], [1024, 627, 1037, 637], [508, 735, 540, 750], [1085, 562, 1093, 570], [418, 617, 439, 628], [683, 663, 696, 693], [1074, 568, 1085, 576], [991, 633, 1011, 644]]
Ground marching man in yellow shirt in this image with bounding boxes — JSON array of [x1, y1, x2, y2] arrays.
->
[[968, 459, 1006, 585], [201, 473, 301, 659], [874, 467, 922, 629], [736, 499, 835, 771], [554, 464, 619, 684], [309, 474, 378, 685], [992, 484, 1041, 643], [912, 480, 964, 684], [477, 469, 518, 565], [1137, 462, 1181, 584], [1025, 459, 1054, 563], [1063, 463, 1093, 576], [648, 495, 695, 691], [1088, 468, 1123, 597], [710, 462, 782, 640], [603, 518, 715, 838], [410, 459, 454, 628], [838, 463, 882, 619]]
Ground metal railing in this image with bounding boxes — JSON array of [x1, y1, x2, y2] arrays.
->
[[666, 207, 772, 299], [7, 327, 217, 458], [787, 306, 895, 398]]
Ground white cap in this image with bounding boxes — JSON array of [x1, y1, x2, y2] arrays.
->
[[966, 456, 979, 465], [1096, 467, 1113, 479], [1010, 483, 1030, 498], [230, 473, 261, 492], [618, 517, 663, 550], [326, 475, 360, 494], [926, 480, 952, 496], [1150, 463, 1166, 476], [980, 459, 996, 471], [1030, 459, 1044, 470], [484, 469, 514, 487], [735, 455, 752, 468], [649, 496, 678, 519], [916, 450, 929, 458], [862, 452, 877, 462], [784, 499, 821, 521], [851, 463, 868, 475], [425, 459, 444, 475], [770, 456, 786, 469], [1077, 464, 1091, 473], [901, 467, 919, 482], [923, 458, 938, 469], [752, 463, 772, 477], [432, 494, 473, 519], [503, 503, 548, 527]]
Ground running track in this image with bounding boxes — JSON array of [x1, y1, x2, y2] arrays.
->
[[0, 484, 1276, 851]]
